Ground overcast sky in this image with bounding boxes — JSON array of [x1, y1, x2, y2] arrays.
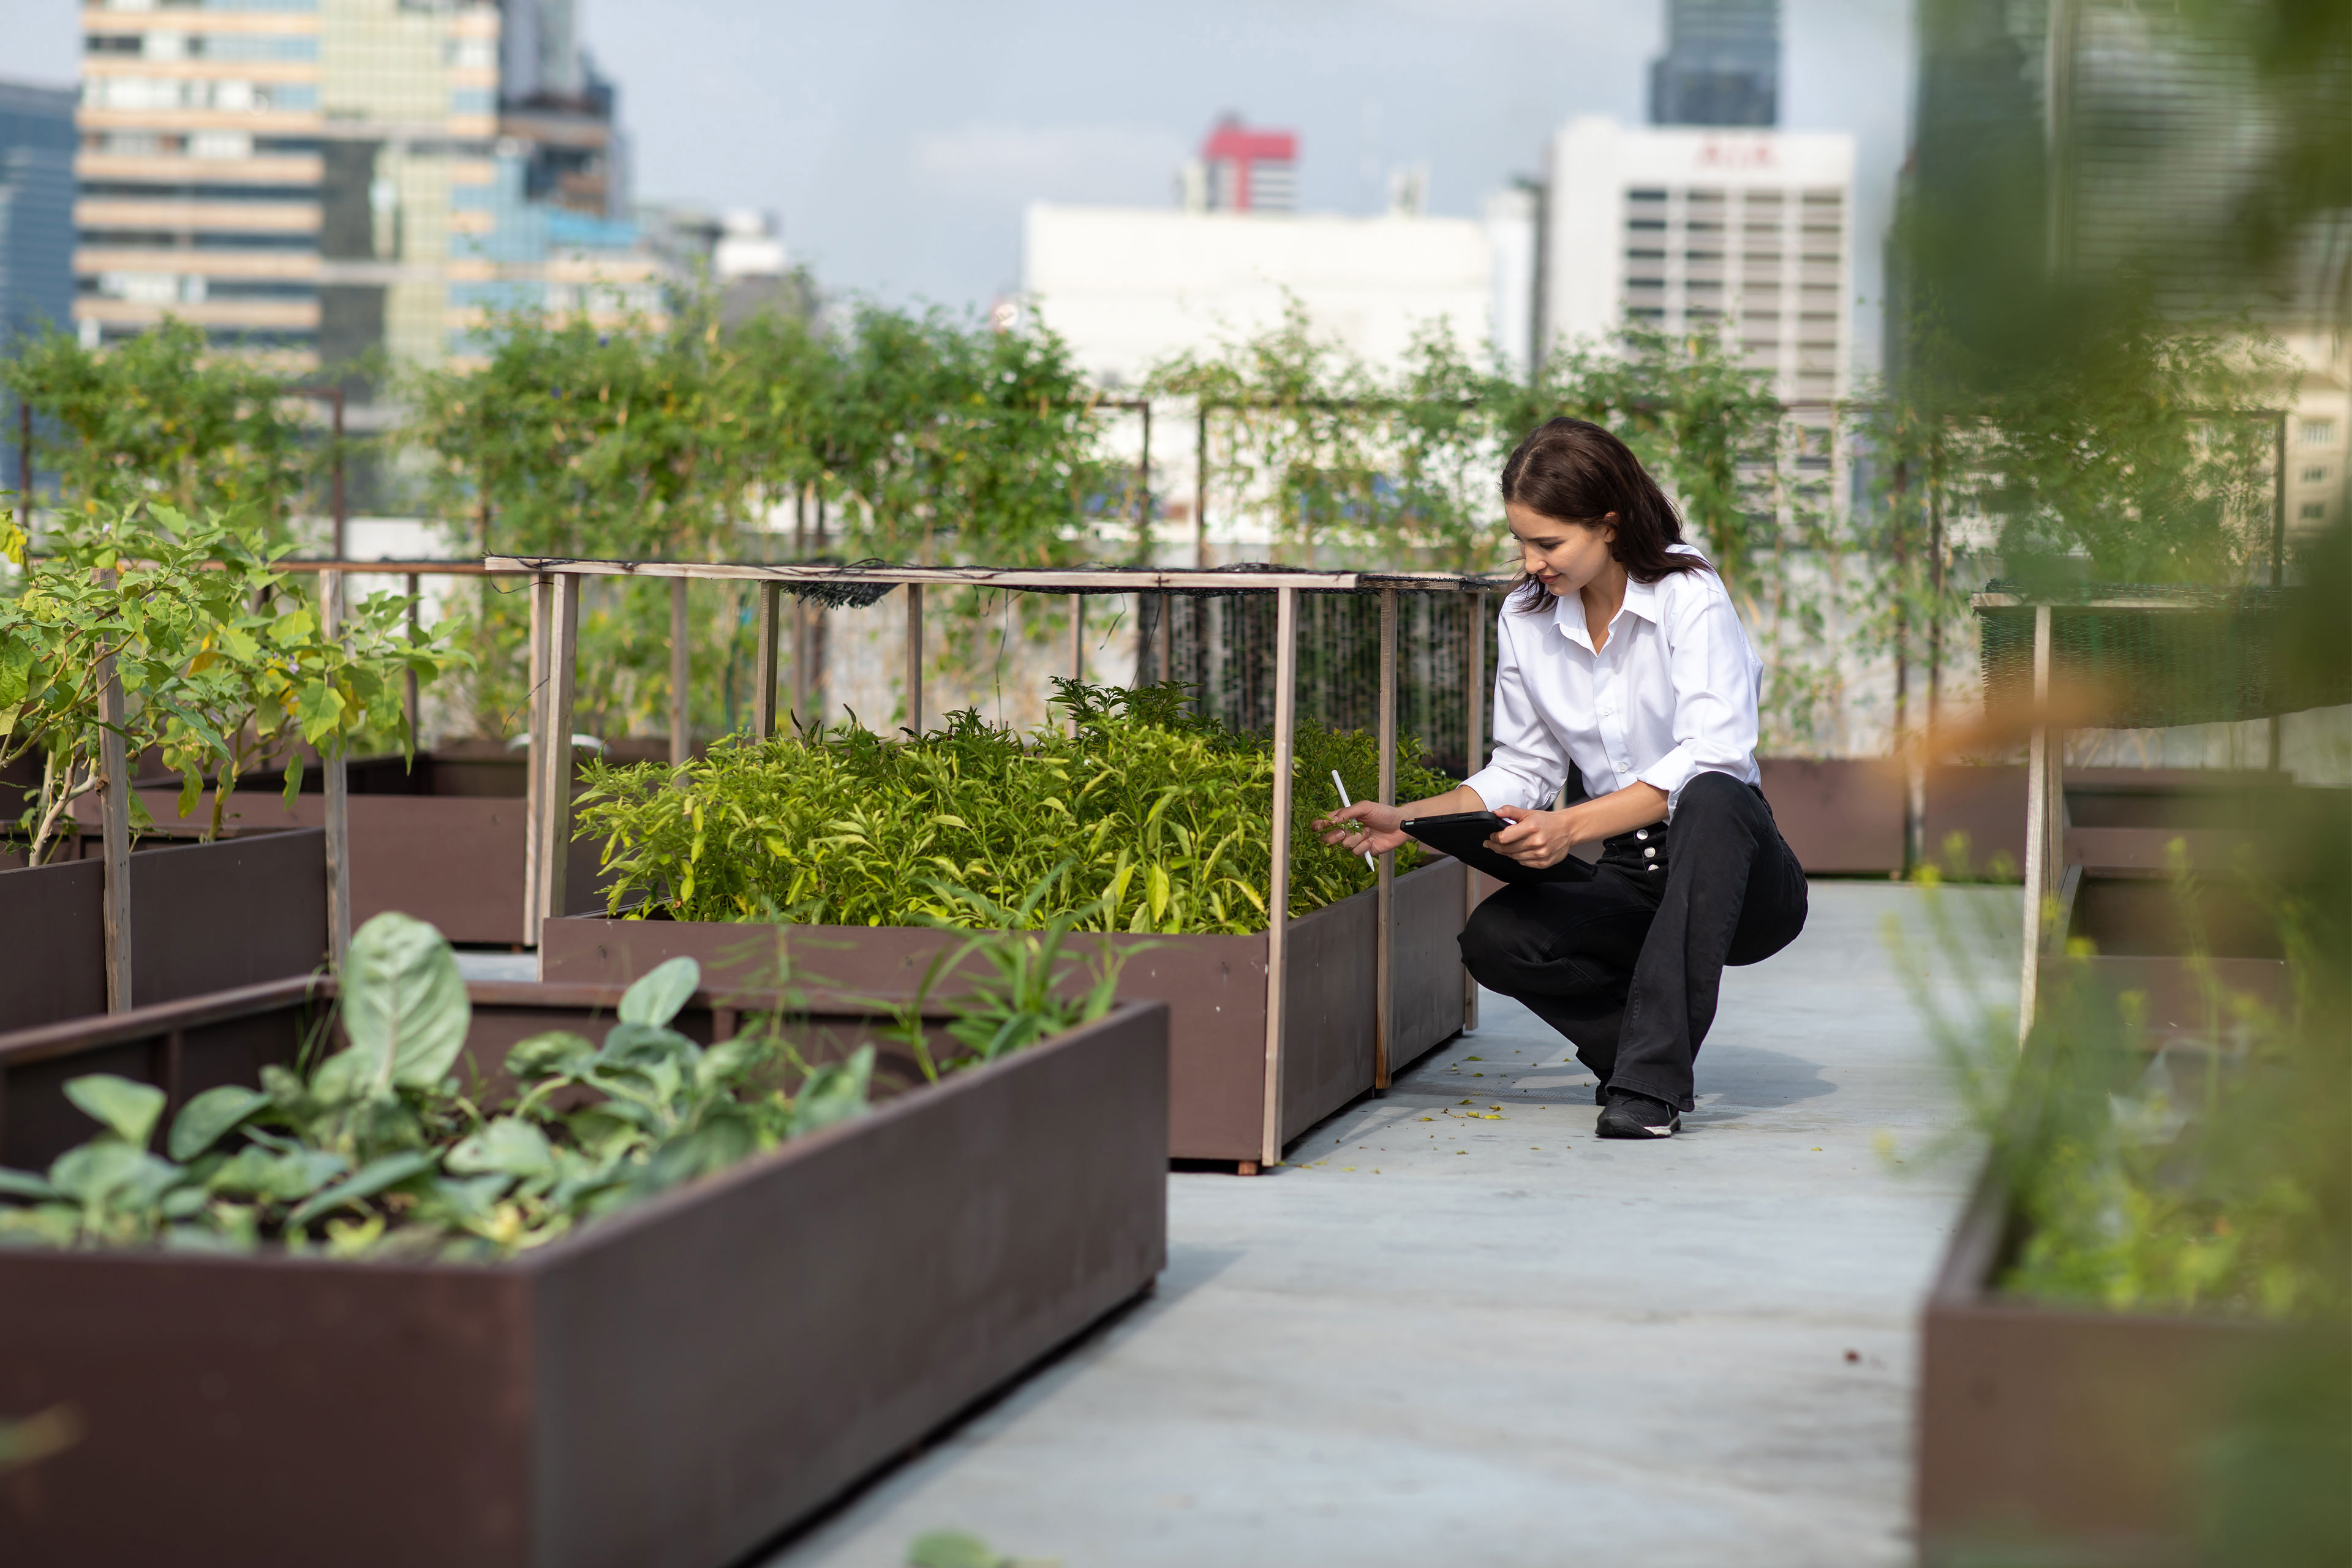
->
[[2, 0, 1913, 364]]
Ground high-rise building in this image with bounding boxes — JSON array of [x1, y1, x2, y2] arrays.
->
[[72, 0, 664, 379], [1649, 0, 1780, 129], [1898, 0, 2351, 541], [1182, 116, 1298, 214], [1, 79, 76, 497], [1538, 116, 1855, 405]]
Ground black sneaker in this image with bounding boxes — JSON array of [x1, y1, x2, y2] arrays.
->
[[1596, 1089, 1681, 1139]]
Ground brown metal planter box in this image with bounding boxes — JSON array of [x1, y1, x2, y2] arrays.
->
[[0, 829, 327, 1035], [543, 856, 1473, 1163], [1917, 1169, 2291, 1567], [1757, 756, 1907, 874], [104, 749, 616, 945], [0, 978, 1167, 1568]]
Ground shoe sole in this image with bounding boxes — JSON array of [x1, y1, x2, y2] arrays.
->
[[1594, 1113, 1681, 1140]]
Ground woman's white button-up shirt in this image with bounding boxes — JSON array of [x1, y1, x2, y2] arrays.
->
[[1461, 547, 1763, 821]]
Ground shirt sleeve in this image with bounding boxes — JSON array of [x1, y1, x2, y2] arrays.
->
[[1634, 582, 1760, 818], [1460, 610, 1566, 812]]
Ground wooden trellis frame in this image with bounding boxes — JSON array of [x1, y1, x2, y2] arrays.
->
[[489, 554, 1510, 1169]]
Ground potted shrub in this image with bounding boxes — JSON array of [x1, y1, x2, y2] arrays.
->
[[548, 680, 1474, 1165], [0, 912, 1167, 1567]]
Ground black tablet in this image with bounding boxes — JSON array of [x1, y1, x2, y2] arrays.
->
[[1400, 811, 1594, 884]]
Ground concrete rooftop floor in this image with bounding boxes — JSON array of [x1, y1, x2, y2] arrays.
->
[[761, 880, 2015, 1568]]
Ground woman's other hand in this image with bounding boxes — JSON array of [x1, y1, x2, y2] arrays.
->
[[1488, 805, 1577, 868], [1316, 800, 1410, 856]]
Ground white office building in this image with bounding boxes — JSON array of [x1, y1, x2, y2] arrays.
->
[[1022, 203, 1493, 390], [1539, 116, 1856, 403]]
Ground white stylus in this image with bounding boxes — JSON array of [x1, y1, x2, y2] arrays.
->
[[1330, 770, 1377, 867]]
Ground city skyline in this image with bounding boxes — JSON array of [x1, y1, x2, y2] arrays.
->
[[0, 0, 1910, 367]]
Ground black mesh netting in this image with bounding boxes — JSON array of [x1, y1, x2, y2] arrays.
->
[[1136, 589, 1500, 778], [1976, 580, 2350, 728]]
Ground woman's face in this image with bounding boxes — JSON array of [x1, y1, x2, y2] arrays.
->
[[1506, 501, 1619, 597]]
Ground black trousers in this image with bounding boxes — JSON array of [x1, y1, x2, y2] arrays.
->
[[1456, 771, 1809, 1111]]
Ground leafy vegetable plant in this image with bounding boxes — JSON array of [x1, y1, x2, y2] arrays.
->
[[575, 679, 1457, 932], [0, 903, 1115, 1261], [0, 913, 873, 1260]]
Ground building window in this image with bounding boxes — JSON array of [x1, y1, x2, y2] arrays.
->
[[1626, 247, 1665, 260], [2301, 420, 2339, 448], [2301, 502, 2329, 521], [2303, 466, 2331, 484], [1627, 219, 1666, 232], [1628, 306, 1666, 320]]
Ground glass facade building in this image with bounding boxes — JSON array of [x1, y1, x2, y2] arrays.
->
[[72, 0, 665, 375]]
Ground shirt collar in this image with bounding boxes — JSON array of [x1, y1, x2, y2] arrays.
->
[[1550, 573, 1663, 650]]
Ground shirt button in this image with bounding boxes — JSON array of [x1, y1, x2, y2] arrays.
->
[[1648, 864, 1661, 873], [1645, 846, 1656, 859], [1635, 829, 1648, 840]]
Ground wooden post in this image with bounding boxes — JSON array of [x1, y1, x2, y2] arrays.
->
[[903, 582, 924, 736], [524, 572, 549, 938], [1374, 586, 1397, 1091], [753, 581, 782, 740], [1069, 594, 1086, 709], [1259, 586, 1298, 1168], [404, 571, 421, 750], [1194, 404, 1210, 569], [322, 569, 352, 968], [2018, 603, 2056, 1045], [535, 571, 580, 940], [1462, 589, 1487, 1033], [2268, 412, 2288, 770], [669, 576, 690, 766], [97, 641, 133, 1012]]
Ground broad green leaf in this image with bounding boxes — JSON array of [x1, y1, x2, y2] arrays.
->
[[287, 1149, 437, 1227], [446, 1118, 555, 1182], [209, 1146, 347, 1202], [617, 956, 700, 1028], [789, 1046, 873, 1137], [0, 1167, 58, 1201], [64, 1074, 167, 1148], [47, 1141, 153, 1205], [337, 911, 470, 1096], [506, 1030, 598, 1081], [167, 1085, 269, 1162]]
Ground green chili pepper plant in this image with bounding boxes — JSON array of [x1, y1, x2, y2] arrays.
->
[[573, 679, 1457, 932]]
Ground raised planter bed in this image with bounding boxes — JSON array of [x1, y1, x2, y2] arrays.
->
[[0, 975, 1167, 1568], [87, 742, 635, 945], [543, 855, 1474, 1164], [1917, 1166, 2291, 1567], [0, 829, 326, 1034], [1757, 756, 1906, 874]]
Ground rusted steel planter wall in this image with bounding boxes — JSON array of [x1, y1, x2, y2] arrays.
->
[[0, 980, 1167, 1568], [1917, 1170, 2286, 1567], [544, 856, 1472, 1163], [0, 829, 326, 1035], [98, 745, 620, 945], [1755, 758, 1906, 874]]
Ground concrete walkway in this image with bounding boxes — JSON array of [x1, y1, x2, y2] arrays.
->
[[763, 881, 2010, 1568]]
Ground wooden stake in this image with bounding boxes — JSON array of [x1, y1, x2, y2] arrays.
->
[[2018, 603, 2054, 1046], [669, 576, 690, 766], [524, 572, 549, 939], [97, 643, 133, 1012], [535, 572, 580, 938], [903, 582, 924, 736], [1070, 593, 1086, 687], [1463, 590, 1486, 1033], [1374, 585, 1397, 1090], [322, 569, 352, 969], [753, 581, 782, 740], [1259, 586, 1298, 1168], [404, 571, 421, 750]]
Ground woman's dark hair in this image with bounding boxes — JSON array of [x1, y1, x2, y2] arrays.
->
[[1499, 417, 1712, 611]]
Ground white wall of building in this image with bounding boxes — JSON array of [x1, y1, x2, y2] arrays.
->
[[1541, 116, 1858, 403], [1022, 204, 1493, 388]]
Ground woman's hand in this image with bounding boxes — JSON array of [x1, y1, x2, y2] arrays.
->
[[1315, 800, 1411, 857], [1488, 805, 1578, 868]]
